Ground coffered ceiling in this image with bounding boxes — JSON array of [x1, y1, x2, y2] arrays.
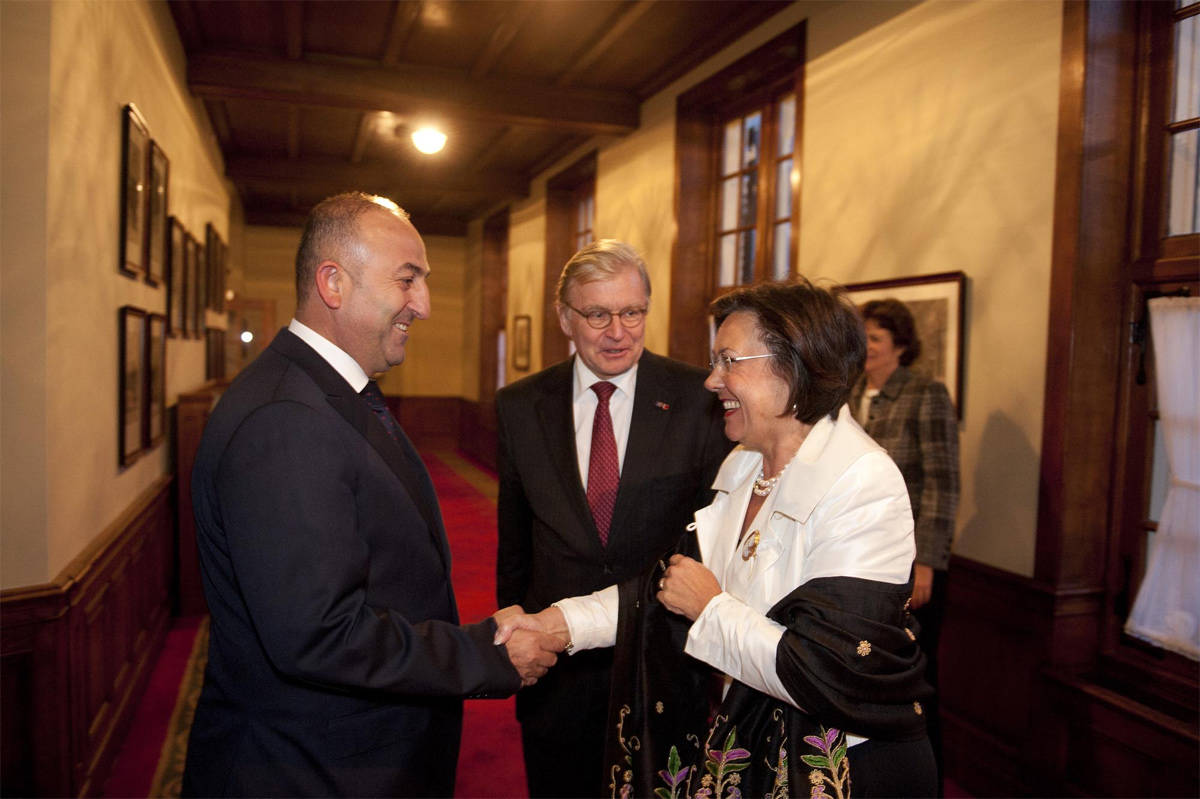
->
[[168, 0, 791, 235]]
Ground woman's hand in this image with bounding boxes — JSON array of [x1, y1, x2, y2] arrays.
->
[[657, 554, 721, 621]]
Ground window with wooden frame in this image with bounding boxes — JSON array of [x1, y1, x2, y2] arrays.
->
[[1105, 0, 1199, 709], [670, 23, 805, 366], [716, 92, 798, 288]]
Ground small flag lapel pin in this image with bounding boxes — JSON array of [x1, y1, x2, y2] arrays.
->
[[655, 401, 670, 411]]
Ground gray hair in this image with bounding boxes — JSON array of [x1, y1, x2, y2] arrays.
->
[[555, 239, 651, 305]]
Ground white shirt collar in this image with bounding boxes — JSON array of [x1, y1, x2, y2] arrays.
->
[[572, 356, 638, 400], [288, 318, 371, 392]]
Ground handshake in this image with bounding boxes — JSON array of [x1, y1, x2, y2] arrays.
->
[[490, 605, 570, 687]]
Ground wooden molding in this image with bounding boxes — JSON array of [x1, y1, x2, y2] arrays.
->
[[188, 51, 639, 135]]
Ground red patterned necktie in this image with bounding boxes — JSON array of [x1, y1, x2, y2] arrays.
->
[[587, 381, 619, 546]]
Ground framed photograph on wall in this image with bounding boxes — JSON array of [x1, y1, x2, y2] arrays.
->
[[843, 270, 967, 414], [119, 306, 147, 466], [187, 232, 202, 338], [167, 217, 186, 337], [194, 239, 208, 331], [146, 313, 167, 448], [145, 140, 169, 286], [119, 104, 150, 278], [512, 314, 531, 371]]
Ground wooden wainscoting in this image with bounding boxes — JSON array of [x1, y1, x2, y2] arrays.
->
[[940, 555, 1199, 797], [456, 398, 497, 472], [0, 477, 174, 797]]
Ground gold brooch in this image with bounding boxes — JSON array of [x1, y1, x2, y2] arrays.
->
[[741, 530, 761, 560], [856, 640, 872, 657]]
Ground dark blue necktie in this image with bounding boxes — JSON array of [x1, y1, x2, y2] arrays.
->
[[360, 380, 401, 441]]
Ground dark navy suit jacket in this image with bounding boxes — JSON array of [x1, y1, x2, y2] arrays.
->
[[183, 329, 519, 798]]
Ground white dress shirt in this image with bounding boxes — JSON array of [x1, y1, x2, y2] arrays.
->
[[571, 357, 637, 489], [556, 404, 915, 726], [288, 318, 369, 392]]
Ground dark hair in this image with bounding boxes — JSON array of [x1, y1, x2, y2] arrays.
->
[[710, 278, 865, 424], [294, 192, 410, 304], [861, 298, 921, 366]]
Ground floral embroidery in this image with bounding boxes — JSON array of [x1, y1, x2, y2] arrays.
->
[[905, 627, 916, 641], [913, 702, 923, 715], [609, 706, 641, 799], [800, 727, 850, 799], [656, 701, 665, 714], [855, 640, 871, 656]]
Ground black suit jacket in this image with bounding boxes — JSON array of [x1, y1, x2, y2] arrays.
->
[[495, 351, 730, 749], [183, 329, 520, 798]]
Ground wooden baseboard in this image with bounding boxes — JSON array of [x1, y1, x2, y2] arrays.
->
[[1, 477, 175, 797]]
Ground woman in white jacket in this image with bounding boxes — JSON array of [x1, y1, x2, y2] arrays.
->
[[499, 279, 936, 798]]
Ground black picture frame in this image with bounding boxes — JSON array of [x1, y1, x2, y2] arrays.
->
[[194, 238, 208, 332], [512, 314, 531, 371], [145, 313, 167, 448], [167, 216, 186, 337], [119, 104, 150, 278], [205, 223, 225, 311], [205, 327, 226, 381], [186, 232, 202, 338], [119, 306, 147, 466], [145, 140, 169, 287], [843, 270, 968, 416]]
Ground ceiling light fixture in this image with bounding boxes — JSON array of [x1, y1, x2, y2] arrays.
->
[[411, 126, 447, 155]]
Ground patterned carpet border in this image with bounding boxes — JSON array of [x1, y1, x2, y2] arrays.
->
[[148, 617, 209, 798]]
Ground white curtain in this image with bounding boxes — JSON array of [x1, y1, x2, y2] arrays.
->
[[1125, 296, 1200, 660]]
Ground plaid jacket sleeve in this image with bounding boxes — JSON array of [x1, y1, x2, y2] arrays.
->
[[863, 371, 960, 570]]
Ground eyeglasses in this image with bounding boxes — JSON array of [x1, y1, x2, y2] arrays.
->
[[564, 303, 648, 329], [709, 352, 773, 372]]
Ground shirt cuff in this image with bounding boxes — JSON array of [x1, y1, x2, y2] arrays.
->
[[553, 585, 619, 652]]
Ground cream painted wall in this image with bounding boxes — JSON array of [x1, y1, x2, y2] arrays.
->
[[1, 0, 234, 587], [491, 0, 1062, 577], [798, 0, 1061, 575], [241, 225, 302, 331]]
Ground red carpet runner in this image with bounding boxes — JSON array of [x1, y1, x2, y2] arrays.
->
[[102, 450, 526, 798]]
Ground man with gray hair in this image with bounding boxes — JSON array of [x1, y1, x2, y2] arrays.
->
[[496, 239, 729, 796]]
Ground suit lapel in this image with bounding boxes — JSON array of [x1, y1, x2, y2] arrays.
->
[[610, 354, 676, 540], [534, 359, 604, 550], [271, 330, 451, 571]]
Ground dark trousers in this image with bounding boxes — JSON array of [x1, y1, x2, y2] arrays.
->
[[913, 568, 949, 793], [518, 650, 610, 798], [848, 736, 938, 798]]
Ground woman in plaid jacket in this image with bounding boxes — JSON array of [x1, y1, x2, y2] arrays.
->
[[850, 297, 959, 790]]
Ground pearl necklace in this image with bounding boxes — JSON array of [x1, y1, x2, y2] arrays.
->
[[752, 466, 785, 497]]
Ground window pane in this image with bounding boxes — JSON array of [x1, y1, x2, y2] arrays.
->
[[773, 222, 791, 280], [719, 234, 737, 286], [777, 94, 796, 157], [1167, 128, 1199, 235], [739, 172, 758, 227], [738, 230, 756, 284], [723, 119, 741, 176], [1174, 15, 1198, 122], [1148, 420, 1169, 522], [722, 178, 739, 231], [776, 158, 793, 219], [743, 112, 761, 168]]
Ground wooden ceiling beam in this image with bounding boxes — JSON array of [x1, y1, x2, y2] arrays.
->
[[284, 2, 304, 60], [287, 106, 301, 159], [227, 155, 530, 197], [382, 1, 423, 65], [470, 1, 537, 79], [188, 51, 638, 135], [350, 112, 376, 164], [555, 0, 658, 88]]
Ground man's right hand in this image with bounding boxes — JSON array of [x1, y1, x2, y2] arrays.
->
[[502, 628, 563, 687]]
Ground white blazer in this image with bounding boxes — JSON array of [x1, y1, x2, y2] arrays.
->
[[558, 404, 915, 709]]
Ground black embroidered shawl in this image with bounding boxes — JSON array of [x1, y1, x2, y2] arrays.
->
[[602, 535, 931, 798]]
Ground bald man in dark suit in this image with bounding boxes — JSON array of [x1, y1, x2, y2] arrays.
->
[[183, 192, 559, 798]]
